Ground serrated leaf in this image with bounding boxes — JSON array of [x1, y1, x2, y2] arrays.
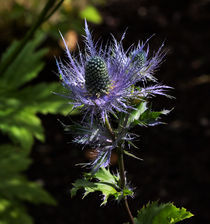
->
[[138, 109, 171, 126], [0, 35, 77, 149], [0, 29, 76, 224], [127, 102, 148, 127], [16, 82, 76, 115], [79, 6, 102, 24], [126, 101, 171, 128], [0, 84, 76, 149], [71, 168, 133, 205], [0, 34, 47, 90], [0, 144, 56, 206], [0, 108, 44, 150], [134, 201, 193, 224], [0, 144, 56, 224]]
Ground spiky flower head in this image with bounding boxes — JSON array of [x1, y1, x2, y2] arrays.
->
[[63, 120, 135, 173], [56, 20, 171, 123]]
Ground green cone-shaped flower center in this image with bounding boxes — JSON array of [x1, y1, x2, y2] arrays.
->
[[132, 50, 146, 68], [85, 56, 110, 97]]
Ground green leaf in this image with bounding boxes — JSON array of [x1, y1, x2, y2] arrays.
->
[[0, 144, 31, 178], [0, 30, 76, 224], [71, 168, 133, 205], [138, 109, 171, 126], [0, 144, 56, 223], [16, 82, 77, 115], [0, 35, 77, 149], [0, 176, 56, 205], [127, 100, 171, 128], [0, 83, 77, 150], [79, 5, 102, 24], [124, 150, 143, 161], [126, 100, 172, 128], [0, 199, 33, 224], [134, 201, 193, 224], [0, 144, 56, 206], [0, 108, 44, 150], [127, 101, 148, 127], [0, 34, 47, 91]]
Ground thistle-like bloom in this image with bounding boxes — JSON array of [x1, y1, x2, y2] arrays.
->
[[129, 40, 165, 82], [64, 120, 135, 172], [56, 21, 171, 123], [74, 122, 115, 172]]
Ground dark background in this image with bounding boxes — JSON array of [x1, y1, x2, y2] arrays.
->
[[25, 0, 210, 223]]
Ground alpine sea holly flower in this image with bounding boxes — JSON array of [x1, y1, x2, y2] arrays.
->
[[63, 120, 136, 172], [56, 20, 170, 123], [129, 39, 166, 82]]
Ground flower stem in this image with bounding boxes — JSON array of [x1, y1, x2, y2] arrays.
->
[[117, 146, 135, 224], [44, 0, 64, 22], [105, 115, 135, 224], [105, 115, 115, 140]]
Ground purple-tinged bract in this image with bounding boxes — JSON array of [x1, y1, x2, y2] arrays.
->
[[56, 21, 170, 123], [67, 120, 135, 172]]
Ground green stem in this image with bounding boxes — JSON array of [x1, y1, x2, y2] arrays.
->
[[105, 115, 115, 140], [105, 115, 135, 224], [0, 0, 63, 75], [117, 147, 126, 187], [44, 0, 64, 22], [117, 146, 135, 224]]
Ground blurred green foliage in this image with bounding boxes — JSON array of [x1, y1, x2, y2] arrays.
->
[[0, 0, 104, 40], [0, 0, 105, 222], [79, 5, 102, 24], [0, 34, 74, 150], [0, 34, 74, 223], [0, 144, 56, 224]]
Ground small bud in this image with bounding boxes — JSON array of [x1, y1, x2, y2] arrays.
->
[[132, 50, 146, 68]]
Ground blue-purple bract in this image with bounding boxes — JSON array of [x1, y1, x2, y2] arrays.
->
[[56, 20, 171, 124]]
